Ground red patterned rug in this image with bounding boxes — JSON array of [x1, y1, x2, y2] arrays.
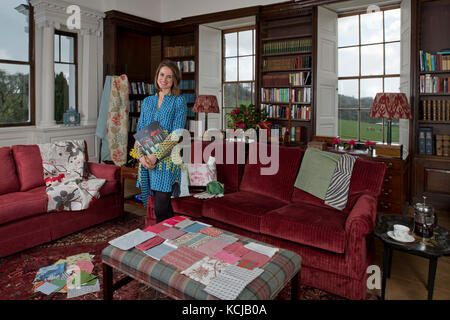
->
[[0, 214, 379, 300]]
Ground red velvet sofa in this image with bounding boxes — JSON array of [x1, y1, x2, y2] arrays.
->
[[0, 144, 124, 258], [146, 141, 386, 300]]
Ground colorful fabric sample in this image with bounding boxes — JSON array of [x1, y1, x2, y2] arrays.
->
[[168, 232, 199, 247], [223, 242, 252, 257], [161, 246, 207, 270], [136, 236, 165, 251], [213, 251, 241, 264], [180, 256, 230, 286], [236, 259, 258, 270], [108, 229, 155, 250], [196, 239, 229, 256], [181, 222, 211, 233], [199, 227, 224, 237], [187, 235, 213, 249], [244, 242, 279, 257], [143, 240, 178, 261], [34, 263, 66, 282], [143, 223, 171, 234], [215, 234, 239, 245], [158, 227, 186, 240], [240, 251, 271, 268], [174, 219, 196, 229]]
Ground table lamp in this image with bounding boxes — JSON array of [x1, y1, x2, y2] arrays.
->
[[369, 92, 411, 158], [193, 95, 219, 132]]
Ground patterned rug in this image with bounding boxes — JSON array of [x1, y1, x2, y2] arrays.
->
[[0, 214, 379, 300]]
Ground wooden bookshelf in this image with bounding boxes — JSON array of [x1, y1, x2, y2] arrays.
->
[[412, 0, 450, 210]]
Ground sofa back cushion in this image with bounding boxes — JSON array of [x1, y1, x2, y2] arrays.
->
[[0, 147, 20, 195], [11, 145, 45, 191], [239, 143, 304, 202]]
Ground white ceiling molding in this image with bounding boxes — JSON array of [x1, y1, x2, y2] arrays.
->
[[30, 0, 105, 36]]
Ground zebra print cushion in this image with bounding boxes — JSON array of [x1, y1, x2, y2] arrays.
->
[[324, 154, 357, 211]]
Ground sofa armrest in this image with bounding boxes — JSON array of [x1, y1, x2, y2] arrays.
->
[[345, 194, 377, 237], [87, 162, 120, 181]]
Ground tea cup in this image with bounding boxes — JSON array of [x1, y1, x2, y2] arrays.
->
[[393, 224, 410, 239]]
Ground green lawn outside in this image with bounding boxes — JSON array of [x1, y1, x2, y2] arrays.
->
[[338, 119, 399, 143]]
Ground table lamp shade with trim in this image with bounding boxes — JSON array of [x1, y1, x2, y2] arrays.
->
[[193, 95, 219, 114], [369, 93, 412, 120]]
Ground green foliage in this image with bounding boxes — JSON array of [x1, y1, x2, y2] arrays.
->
[[227, 104, 269, 130], [54, 72, 69, 122], [0, 69, 29, 124]]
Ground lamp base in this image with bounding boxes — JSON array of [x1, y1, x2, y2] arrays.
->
[[375, 143, 403, 158]]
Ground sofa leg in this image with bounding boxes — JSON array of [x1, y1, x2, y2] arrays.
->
[[103, 263, 114, 300], [291, 272, 300, 300]]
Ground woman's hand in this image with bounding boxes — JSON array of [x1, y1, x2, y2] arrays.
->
[[139, 155, 157, 169]]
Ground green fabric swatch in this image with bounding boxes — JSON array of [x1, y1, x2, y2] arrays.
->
[[70, 271, 97, 286], [50, 279, 67, 292], [294, 148, 341, 200]]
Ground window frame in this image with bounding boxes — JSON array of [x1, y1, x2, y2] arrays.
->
[[0, 1, 35, 127], [337, 5, 401, 143], [222, 26, 256, 129], [54, 29, 78, 124]]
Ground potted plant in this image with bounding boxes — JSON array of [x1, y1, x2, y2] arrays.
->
[[332, 137, 342, 150], [228, 104, 270, 141], [346, 139, 356, 151], [365, 140, 375, 156]]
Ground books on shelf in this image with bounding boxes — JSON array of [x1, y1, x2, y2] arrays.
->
[[289, 72, 311, 86], [263, 104, 289, 119], [130, 100, 143, 113], [418, 127, 433, 155], [263, 74, 290, 87], [435, 134, 450, 157], [419, 74, 449, 93], [129, 116, 139, 133], [180, 80, 195, 90], [164, 45, 195, 58], [129, 82, 155, 95], [263, 56, 311, 71], [290, 126, 306, 142], [261, 88, 290, 102], [291, 105, 311, 120], [182, 93, 196, 104], [290, 88, 311, 103], [263, 38, 312, 55], [176, 60, 195, 73], [419, 50, 450, 72], [421, 99, 450, 121]]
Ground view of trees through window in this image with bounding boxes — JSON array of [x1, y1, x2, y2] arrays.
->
[[338, 7, 401, 142], [222, 28, 255, 129], [0, 0, 32, 125]]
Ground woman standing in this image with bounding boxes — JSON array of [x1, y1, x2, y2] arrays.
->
[[135, 60, 187, 223]]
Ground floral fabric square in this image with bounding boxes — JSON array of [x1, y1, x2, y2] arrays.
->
[[180, 256, 230, 286]]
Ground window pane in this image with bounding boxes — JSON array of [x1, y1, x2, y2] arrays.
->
[[360, 78, 382, 108], [239, 30, 252, 56], [0, 63, 30, 124], [385, 42, 400, 75], [360, 109, 383, 142], [61, 35, 75, 63], [55, 63, 76, 121], [361, 44, 383, 76], [225, 57, 237, 81], [338, 109, 358, 140], [239, 56, 253, 81], [54, 35, 60, 62], [338, 47, 359, 77], [384, 9, 401, 42], [338, 79, 358, 108], [223, 83, 237, 108], [384, 77, 400, 93], [0, 1, 29, 62], [225, 33, 237, 57], [338, 16, 359, 47], [238, 83, 252, 106], [361, 11, 383, 44], [252, 30, 256, 54]]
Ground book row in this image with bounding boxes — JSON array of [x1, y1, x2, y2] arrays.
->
[[129, 82, 155, 95], [262, 72, 311, 87], [263, 39, 312, 55], [262, 55, 312, 71], [164, 45, 195, 58], [419, 50, 450, 72], [419, 74, 449, 93], [176, 60, 195, 73], [291, 88, 311, 103], [130, 100, 143, 113], [129, 116, 139, 133], [261, 88, 290, 102], [436, 134, 450, 157], [418, 127, 450, 156], [271, 124, 306, 143], [421, 99, 450, 121], [180, 80, 195, 90], [182, 93, 196, 104]]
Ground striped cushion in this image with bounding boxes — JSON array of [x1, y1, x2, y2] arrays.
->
[[324, 154, 357, 211]]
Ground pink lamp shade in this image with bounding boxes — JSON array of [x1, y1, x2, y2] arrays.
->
[[369, 93, 412, 119], [193, 95, 219, 114]]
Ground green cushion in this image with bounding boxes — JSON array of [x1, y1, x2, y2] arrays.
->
[[294, 148, 341, 200]]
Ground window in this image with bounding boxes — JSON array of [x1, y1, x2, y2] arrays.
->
[[338, 7, 400, 142], [54, 30, 77, 123], [0, 0, 34, 126], [222, 27, 256, 129]]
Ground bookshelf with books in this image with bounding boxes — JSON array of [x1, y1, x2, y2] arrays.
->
[[258, 9, 315, 146], [412, 0, 450, 209], [161, 24, 199, 132]]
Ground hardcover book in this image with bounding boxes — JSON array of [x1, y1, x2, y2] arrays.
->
[[133, 121, 167, 155]]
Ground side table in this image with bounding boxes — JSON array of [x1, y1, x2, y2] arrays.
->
[[373, 214, 450, 300]]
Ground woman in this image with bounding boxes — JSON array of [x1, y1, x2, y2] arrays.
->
[[135, 60, 187, 223]]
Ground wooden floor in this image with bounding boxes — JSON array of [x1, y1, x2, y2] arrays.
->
[[124, 180, 450, 300]]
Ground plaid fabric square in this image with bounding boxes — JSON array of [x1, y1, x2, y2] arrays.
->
[[236, 259, 258, 270], [215, 234, 239, 245], [144, 223, 170, 234], [223, 242, 252, 257], [161, 246, 207, 270], [168, 233, 199, 247], [199, 227, 224, 237], [196, 239, 229, 256], [213, 251, 241, 264], [240, 251, 271, 268], [174, 219, 196, 229], [136, 236, 165, 251], [158, 228, 186, 240]]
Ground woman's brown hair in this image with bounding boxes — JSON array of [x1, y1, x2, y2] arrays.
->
[[154, 59, 182, 96]]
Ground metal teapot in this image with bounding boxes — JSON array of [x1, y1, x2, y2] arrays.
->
[[413, 196, 435, 239]]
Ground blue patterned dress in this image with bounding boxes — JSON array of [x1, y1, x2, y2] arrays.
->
[[136, 93, 187, 208]]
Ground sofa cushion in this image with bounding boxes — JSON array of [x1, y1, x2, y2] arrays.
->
[[260, 203, 347, 254], [0, 147, 20, 195], [171, 195, 204, 218], [202, 191, 287, 233], [239, 144, 304, 202], [99, 181, 119, 197], [0, 186, 48, 225], [11, 145, 45, 191]]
